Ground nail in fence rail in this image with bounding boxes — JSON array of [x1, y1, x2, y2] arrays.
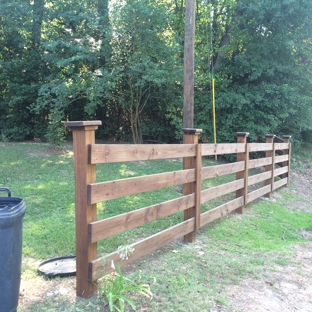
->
[[65, 121, 291, 298]]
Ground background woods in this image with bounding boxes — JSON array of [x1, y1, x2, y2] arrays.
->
[[0, 0, 311, 145]]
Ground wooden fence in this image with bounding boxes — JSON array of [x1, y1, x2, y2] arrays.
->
[[65, 121, 291, 298]]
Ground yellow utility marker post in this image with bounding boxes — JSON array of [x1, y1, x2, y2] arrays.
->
[[212, 78, 217, 160]]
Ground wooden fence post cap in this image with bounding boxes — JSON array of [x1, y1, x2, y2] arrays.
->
[[182, 128, 203, 135], [235, 132, 249, 137], [265, 134, 276, 138], [64, 120, 102, 131], [283, 135, 292, 139]]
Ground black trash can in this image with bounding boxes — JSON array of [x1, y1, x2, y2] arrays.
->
[[0, 188, 26, 312]]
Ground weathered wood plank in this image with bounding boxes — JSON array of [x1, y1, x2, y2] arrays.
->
[[235, 133, 248, 214], [274, 155, 289, 164], [89, 144, 196, 164], [201, 161, 245, 180], [248, 171, 272, 186], [274, 143, 290, 150], [249, 143, 272, 152], [282, 136, 291, 180], [273, 167, 288, 177], [273, 178, 288, 190], [247, 185, 271, 203], [270, 143, 276, 195], [183, 130, 201, 243], [287, 143, 291, 184], [202, 143, 245, 156], [249, 157, 272, 169], [264, 135, 275, 199], [201, 179, 244, 203], [195, 144, 202, 230], [244, 143, 250, 205], [89, 194, 195, 243], [200, 197, 244, 227], [90, 218, 195, 281], [66, 123, 99, 298], [88, 169, 195, 204]]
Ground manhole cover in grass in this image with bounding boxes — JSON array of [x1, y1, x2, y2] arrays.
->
[[38, 256, 76, 277]]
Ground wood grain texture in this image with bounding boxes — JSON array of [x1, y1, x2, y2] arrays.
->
[[89, 144, 196, 164], [183, 0, 195, 129], [71, 127, 98, 298], [248, 171, 272, 186], [249, 157, 272, 169], [274, 143, 290, 150], [90, 218, 195, 281], [273, 166, 288, 177], [287, 143, 291, 184], [274, 154, 289, 164], [282, 136, 291, 180], [202, 143, 245, 156], [273, 178, 288, 190], [89, 194, 195, 243], [244, 143, 249, 205], [183, 130, 200, 242], [235, 134, 248, 214], [201, 179, 244, 203], [249, 143, 272, 152], [247, 185, 271, 203], [271, 145, 276, 193], [200, 197, 244, 227], [264, 136, 274, 199], [195, 144, 202, 230], [202, 161, 245, 179], [88, 169, 195, 204]]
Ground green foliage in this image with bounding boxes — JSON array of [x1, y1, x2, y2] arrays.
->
[[98, 264, 152, 312], [194, 0, 312, 144], [106, 0, 182, 143], [0, 0, 311, 144]]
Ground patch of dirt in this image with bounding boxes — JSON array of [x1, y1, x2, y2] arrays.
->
[[219, 168, 312, 312], [220, 242, 312, 312], [282, 169, 312, 212]]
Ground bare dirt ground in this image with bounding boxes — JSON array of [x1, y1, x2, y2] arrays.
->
[[220, 168, 312, 312], [18, 168, 312, 311]]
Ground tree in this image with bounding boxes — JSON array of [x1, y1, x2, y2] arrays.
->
[[194, 0, 312, 143], [106, 0, 181, 143], [0, 0, 311, 145]]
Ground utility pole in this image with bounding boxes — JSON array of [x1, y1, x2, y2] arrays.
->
[[183, 0, 196, 129], [183, 0, 202, 243]]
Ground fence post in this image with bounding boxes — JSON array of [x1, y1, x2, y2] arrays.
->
[[182, 128, 202, 243], [264, 134, 276, 199], [282, 135, 291, 182], [235, 132, 249, 214], [65, 120, 102, 298]]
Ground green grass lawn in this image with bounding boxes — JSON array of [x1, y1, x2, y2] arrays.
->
[[1, 141, 311, 311]]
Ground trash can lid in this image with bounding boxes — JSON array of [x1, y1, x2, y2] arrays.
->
[[0, 197, 25, 217], [38, 256, 76, 277], [0, 188, 25, 217], [0, 197, 22, 213]]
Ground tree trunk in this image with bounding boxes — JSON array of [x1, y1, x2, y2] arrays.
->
[[98, 0, 110, 67]]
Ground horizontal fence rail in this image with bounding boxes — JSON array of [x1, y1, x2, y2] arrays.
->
[[65, 121, 291, 298]]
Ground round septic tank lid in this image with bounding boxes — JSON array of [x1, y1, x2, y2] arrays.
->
[[38, 256, 76, 277]]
